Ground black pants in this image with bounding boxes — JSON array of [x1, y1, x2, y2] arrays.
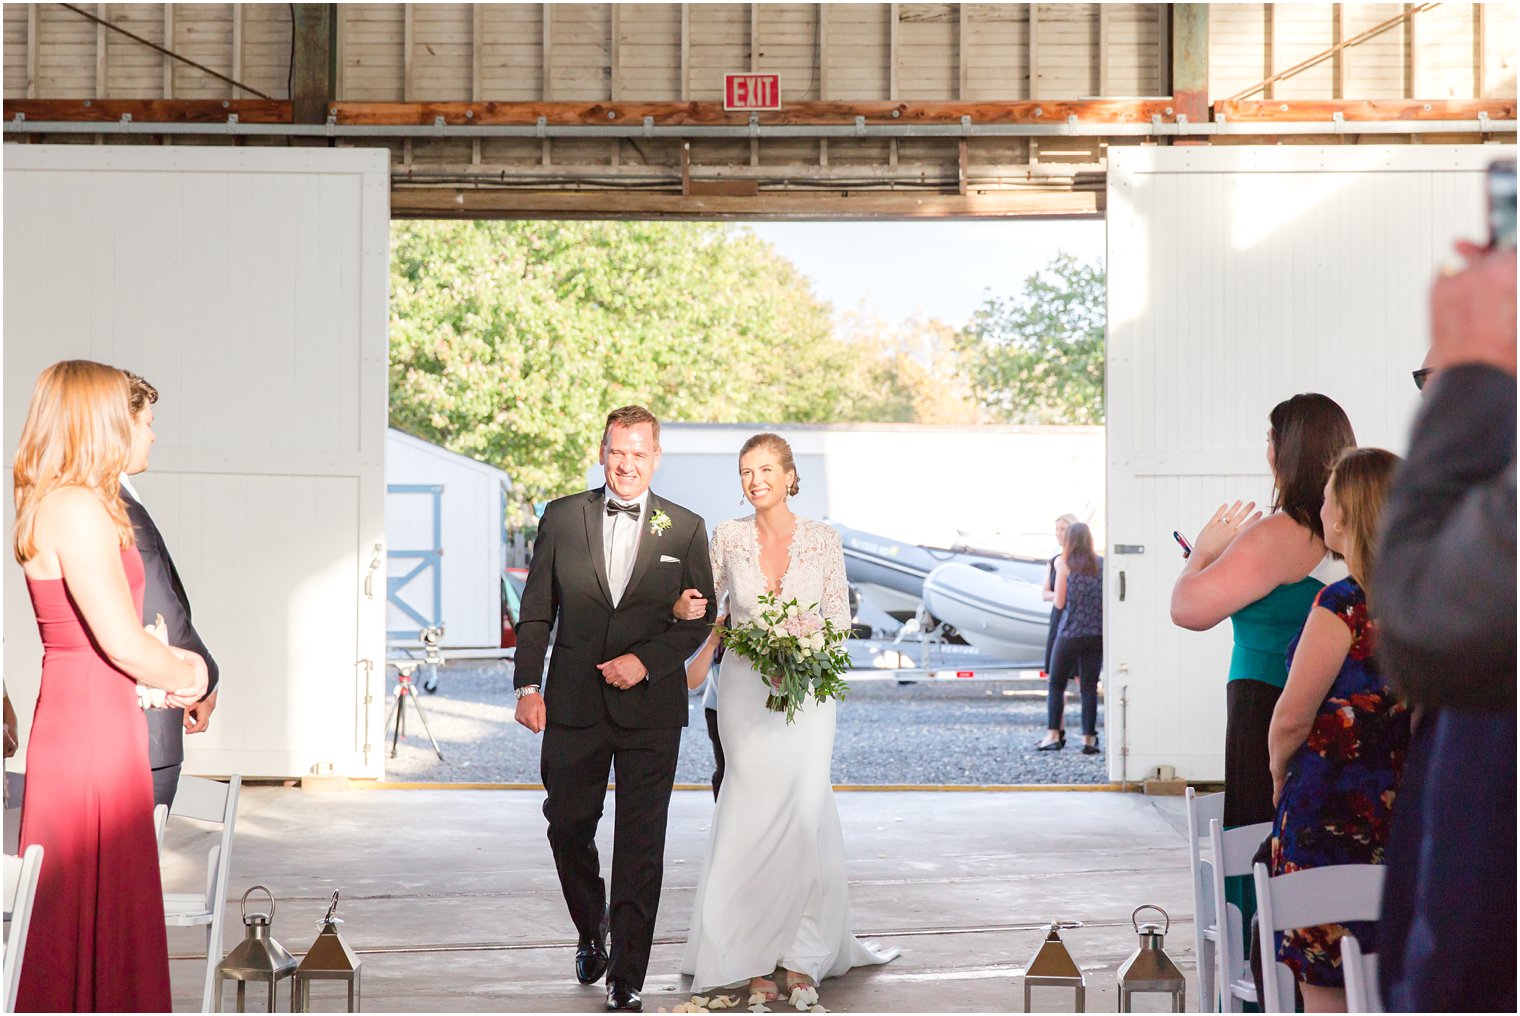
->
[[1047, 635, 1102, 735], [704, 707, 725, 800], [151, 763, 181, 811], [1223, 678, 1282, 828], [541, 717, 681, 990]]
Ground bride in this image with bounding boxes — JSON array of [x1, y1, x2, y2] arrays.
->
[[674, 432, 899, 1001]]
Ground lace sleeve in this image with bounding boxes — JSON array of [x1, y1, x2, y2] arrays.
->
[[710, 522, 730, 621], [820, 525, 850, 630]]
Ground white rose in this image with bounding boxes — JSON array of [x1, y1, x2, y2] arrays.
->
[[787, 604, 800, 617], [809, 632, 825, 650], [770, 622, 786, 636], [800, 648, 812, 658]]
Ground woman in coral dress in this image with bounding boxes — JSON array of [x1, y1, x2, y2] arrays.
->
[[14, 360, 208, 1012]]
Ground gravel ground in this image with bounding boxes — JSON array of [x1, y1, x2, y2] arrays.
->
[[382, 660, 1109, 785]]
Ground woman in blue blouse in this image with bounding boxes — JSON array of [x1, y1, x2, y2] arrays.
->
[[1037, 523, 1103, 754], [1268, 448, 1410, 1011]]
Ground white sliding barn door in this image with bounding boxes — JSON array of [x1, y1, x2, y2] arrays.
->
[[1105, 144, 1512, 782], [4, 146, 390, 780]]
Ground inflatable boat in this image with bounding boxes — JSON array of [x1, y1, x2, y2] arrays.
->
[[921, 562, 1052, 664]]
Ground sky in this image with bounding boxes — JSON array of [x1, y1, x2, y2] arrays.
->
[[746, 219, 1106, 330]]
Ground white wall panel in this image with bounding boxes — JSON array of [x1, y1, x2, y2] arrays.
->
[[4, 145, 390, 780], [1106, 144, 1512, 782]]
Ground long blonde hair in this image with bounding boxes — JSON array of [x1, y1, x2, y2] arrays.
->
[[1328, 447, 1401, 596], [13, 360, 136, 563]]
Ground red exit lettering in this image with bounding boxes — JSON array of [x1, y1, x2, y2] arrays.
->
[[724, 74, 782, 111]]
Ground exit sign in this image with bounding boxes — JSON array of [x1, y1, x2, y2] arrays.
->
[[724, 74, 782, 111]]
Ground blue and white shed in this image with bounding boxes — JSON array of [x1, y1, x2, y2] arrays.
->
[[386, 428, 510, 649]]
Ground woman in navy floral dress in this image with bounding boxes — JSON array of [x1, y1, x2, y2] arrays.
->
[[1268, 448, 1411, 1011]]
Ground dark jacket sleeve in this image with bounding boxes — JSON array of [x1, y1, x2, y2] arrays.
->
[[125, 495, 221, 696], [512, 501, 560, 690], [1375, 365, 1517, 710], [628, 515, 716, 683]]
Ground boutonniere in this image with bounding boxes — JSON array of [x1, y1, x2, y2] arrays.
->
[[649, 509, 672, 536]]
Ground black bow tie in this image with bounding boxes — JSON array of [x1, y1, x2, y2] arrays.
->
[[606, 500, 640, 519]]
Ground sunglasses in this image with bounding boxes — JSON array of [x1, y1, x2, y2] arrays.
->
[[1412, 367, 1435, 391]]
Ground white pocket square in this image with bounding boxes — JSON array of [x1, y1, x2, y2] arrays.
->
[[659, 555, 681, 564]]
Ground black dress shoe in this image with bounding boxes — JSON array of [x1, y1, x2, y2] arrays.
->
[[1035, 734, 1066, 751], [606, 980, 642, 1012], [1082, 736, 1101, 756], [575, 936, 608, 985]]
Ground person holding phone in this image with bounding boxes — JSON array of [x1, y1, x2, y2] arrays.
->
[[1170, 394, 1356, 961], [1376, 227, 1516, 1013]]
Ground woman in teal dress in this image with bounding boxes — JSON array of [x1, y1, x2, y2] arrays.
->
[[1268, 448, 1409, 1012], [1171, 393, 1357, 1003]]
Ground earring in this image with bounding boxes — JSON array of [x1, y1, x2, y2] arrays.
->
[[739, 494, 747, 506]]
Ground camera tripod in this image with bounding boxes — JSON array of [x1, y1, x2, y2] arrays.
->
[[385, 660, 445, 761]]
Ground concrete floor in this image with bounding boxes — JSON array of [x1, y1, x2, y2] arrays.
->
[[164, 787, 1197, 1014]]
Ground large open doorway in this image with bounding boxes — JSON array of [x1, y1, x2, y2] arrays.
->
[[379, 216, 1113, 786]]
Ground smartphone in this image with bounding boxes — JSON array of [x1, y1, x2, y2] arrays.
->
[[1173, 531, 1193, 558], [1488, 159, 1517, 252]]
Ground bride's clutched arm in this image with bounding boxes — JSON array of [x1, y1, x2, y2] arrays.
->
[[820, 525, 851, 631]]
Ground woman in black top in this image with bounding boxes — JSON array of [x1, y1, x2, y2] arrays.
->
[[1041, 513, 1078, 675]]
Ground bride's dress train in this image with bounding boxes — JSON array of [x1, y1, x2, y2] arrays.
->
[[681, 517, 899, 993]]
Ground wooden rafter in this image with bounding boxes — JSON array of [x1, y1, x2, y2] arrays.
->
[[1226, 2, 1440, 104], [5, 99, 294, 122], [323, 98, 1181, 127], [1215, 98, 1515, 121]]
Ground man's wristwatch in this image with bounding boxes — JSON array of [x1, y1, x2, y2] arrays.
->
[[515, 685, 541, 700]]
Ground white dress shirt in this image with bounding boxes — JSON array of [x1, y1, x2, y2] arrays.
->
[[603, 488, 650, 606]]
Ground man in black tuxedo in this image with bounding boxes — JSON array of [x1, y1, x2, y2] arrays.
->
[[514, 405, 714, 1012], [125, 373, 220, 810]]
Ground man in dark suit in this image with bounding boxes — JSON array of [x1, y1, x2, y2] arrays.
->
[[514, 405, 714, 1013], [125, 373, 220, 811], [1375, 242, 1516, 1012]]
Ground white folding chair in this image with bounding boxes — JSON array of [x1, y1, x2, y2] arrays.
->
[[1252, 861, 1386, 1014], [1207, 818, 1273, 1012], [163, 774, 241, 1014], [153, 803, 168, 852], [3, 844, 44, 1014], [1341, 932, 1382, 1013], [1185, 788, 1225, 1011]]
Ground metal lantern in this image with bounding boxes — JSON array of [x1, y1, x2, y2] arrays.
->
[[216, 885, 298, 1012], [1117, 905, 1187, 1013], [292, 891, 362, 1012], [1023, 921, 1087, 1012]]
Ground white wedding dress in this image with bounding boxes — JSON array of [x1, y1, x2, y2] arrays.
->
[[681, 515, 900, 992]]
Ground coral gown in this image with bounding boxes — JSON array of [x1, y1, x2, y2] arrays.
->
[[17, 545, 173, 1013]]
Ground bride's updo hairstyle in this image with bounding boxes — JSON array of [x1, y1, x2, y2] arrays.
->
[[739, 432, 800, 496]]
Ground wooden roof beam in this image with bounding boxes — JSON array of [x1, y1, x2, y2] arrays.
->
[[1216, 99, 1517, 122], [323, 99, 1181, 127]]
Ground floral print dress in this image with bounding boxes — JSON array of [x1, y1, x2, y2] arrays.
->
[[1270, 578, 1411, 987]]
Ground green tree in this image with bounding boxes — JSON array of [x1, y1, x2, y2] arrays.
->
[[390, 220, 885, 515], [957, 253, 1106, 425]]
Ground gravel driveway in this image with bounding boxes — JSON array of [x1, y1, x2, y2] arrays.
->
[[381, 660, 1110, 785]]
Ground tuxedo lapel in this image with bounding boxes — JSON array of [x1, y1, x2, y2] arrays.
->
[[621, 493, 664, 600], [582, 489, 614, 606]]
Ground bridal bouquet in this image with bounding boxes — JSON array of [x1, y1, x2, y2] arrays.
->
[[718, 593, 851, 724]]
